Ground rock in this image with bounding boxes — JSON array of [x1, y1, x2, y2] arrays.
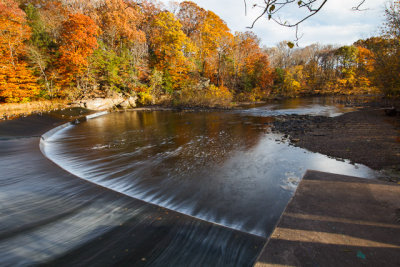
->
[[119, 101, 130, 109], [77, 95, 138, 111], [82, 97, 123, 110], [119, 96, 138, 109], [199, 77, 210, 89]]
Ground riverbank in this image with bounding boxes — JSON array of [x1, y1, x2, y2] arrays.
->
[[0, 100, 69, 120], [0, 99, 236, 121], [272, 106, 400, 182]]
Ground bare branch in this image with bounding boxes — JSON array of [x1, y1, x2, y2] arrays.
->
[[244, 0, 368, 46], [247, 0, 328, 29], [352, 0, 368, 11], [245, 0, 367, 29], [294, 25, 304, 45]]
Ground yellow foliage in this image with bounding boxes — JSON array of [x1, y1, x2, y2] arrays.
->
[[177, 84, 232, 107], [137, 91, 153, 105], [150, 11, 196, 90], [205, 84, 232, 104], [281, 66, 304, 96], [134, 84, 154, 105], [235, 87, 270, 102]]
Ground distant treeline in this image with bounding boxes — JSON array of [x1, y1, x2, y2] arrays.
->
[[0, 0, 399, 106]]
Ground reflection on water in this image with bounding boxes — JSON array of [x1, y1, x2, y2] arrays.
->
[[42, 104, 378, 238]]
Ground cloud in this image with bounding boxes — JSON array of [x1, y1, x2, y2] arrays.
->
[[158, 0, 386, 47]]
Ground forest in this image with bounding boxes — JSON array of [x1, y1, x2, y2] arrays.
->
[[0, 0, 399, 107]]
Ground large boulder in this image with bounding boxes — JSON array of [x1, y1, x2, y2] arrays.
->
[[119, 95, 138, 109], [80, 96, 124, 111], [76, 94, 138, 111]]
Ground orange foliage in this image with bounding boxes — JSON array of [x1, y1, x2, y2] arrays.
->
[[58, 13, 99, 86], [234, 32, 273, 92], [199, 11, 232, 59], [177, 1, 206, 37], [253, 53, 274, 90], [356, 46, 375, 73], [0, 0, 39, 103], [97, 0, 145, 47], [199, 11, 234, 85], [0, 63, 39, 102], [6, 0, 385, 105]]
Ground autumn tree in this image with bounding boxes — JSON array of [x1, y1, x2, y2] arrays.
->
[[332, 45, 358, 92], [7, 0, 390, 105], [378, 0, 400, 96], [36, 1, 67, 40], [176, 2, 215, 77], [233, 32, 273, 97], [268, 41, 295, 69], [149, 11, 196, 92], [357, 37, 400, 97], [197, 11, 233, 86], [18, 1, 68, 38], [96, 0, 145, 48], [177, 1, 206, 38], [60, 0, 102, 14], [91, 0, 147, 94], [266, 42, 378, 96], [22, 3, 58, 97], [353, 46, 375, 91], [58, 13, 99, 95], [383, 0, 400, 38], [135, 0, 163, 37], [350, 2, 400, 97], [0, 0, 39, 102], [177, 2, 273, 99], [292, 44, 322, 93]]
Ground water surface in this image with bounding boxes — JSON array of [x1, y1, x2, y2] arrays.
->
[[237, 97, 355, 117], [42, 101, 378, 238]]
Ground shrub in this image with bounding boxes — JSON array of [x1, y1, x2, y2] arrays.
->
[[176, 84, 232, 107]]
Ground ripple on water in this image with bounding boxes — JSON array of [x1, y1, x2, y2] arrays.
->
[[41, 108, 379, 238]]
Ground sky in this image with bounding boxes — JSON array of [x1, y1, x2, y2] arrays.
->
[[159, 0, 388, 47]]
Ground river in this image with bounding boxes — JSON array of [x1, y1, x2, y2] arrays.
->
[[41, 97, 379, 238]]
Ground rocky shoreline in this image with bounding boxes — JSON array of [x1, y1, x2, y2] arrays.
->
[[271, 107, 400, 182]]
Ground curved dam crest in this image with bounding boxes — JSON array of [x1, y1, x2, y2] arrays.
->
[[39, 110, 257, 237], [0, 112, 265, 266], [40, 103, 380, 238]]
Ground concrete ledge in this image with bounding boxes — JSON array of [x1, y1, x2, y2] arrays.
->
[[255, 170, 400, 267], [41, 111, 109, 142]]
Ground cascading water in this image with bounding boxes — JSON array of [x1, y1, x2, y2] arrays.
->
[[40, 99, 379, 238]]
